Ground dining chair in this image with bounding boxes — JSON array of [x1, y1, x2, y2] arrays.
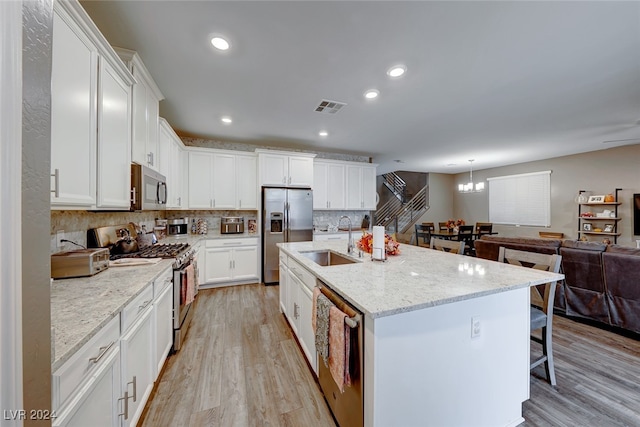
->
[[497, 247, 562, 386], [414, 223, 434, 248], [438, 222, 449, 232], [430, 237, 465, 254], [474, 222, 493, 233], [456, 225, 474, 255]]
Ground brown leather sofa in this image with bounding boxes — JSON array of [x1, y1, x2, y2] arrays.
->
[[474, 236, 640, 335]]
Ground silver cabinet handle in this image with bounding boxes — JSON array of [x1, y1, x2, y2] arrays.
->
[[119, 391, 129, 420], [288, 176, 292, 184], [128, 376, 137, 402], [177, 196, 181, 206], [138, 300, 152, 311], [239, 199, 242, 208], [88, 341, 114, 364], [51, 169, 60, 197]]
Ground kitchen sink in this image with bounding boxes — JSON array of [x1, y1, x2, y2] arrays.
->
[[299, 250, 358, 267]]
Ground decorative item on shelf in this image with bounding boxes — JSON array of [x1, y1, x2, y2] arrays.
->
[[458, 159, 484, 193], [604, 194, 615, 203], [603, 238, 611, 245], [593, 227, 603, 232], [580, 211, 594, 217], [248, 219, 257, 234], [603, 224, 614, 233], [445, 219, 465, 231], [356, 229, 400, 258], [587, 195, 605, 203], [574, 191, 588, 204], [582, 223, 592, 231]]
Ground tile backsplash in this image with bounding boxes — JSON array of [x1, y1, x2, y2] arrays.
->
[[313, 211, 371, 232]]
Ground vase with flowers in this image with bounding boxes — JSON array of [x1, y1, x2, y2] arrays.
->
[[356, 231, 400, 256], [445, 219, 465, 232]]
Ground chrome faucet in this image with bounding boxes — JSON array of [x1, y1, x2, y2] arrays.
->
[[339, 215, 354, 254]]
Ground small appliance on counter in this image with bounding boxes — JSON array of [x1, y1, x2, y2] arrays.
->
[[51, 248, 110, 279], [221, 216, 244, 234], [168, 218, 189, 235]]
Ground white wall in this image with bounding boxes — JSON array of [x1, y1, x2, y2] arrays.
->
[[453, 144, 640, 246], [417, 173, 454, 225]]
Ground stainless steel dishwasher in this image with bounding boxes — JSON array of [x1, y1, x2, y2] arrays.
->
[[316, 281, 364, 427]]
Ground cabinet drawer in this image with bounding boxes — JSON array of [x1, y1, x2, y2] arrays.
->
[[121, 285, 154, 333], [288, 258, 315, 291], [153, 267, 173, 297], [206, 237, 259, 248], [52, 315, 120, 411]]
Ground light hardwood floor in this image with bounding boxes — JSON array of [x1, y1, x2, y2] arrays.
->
[[141, 284, 640, 427]]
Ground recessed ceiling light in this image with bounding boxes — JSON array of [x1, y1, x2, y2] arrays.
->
[[318, 130, 328, 137], [211, 36, 230, 51], [393, 159, 404, 163], [221, 116, 232, 124], [387, 65, 406, 78], [364, 89, 379, 99]]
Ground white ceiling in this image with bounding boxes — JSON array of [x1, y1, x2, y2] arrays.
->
[[80, 1, 640, 174]]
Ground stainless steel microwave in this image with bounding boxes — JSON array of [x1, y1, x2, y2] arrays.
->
[[131, 163, 167, 211]]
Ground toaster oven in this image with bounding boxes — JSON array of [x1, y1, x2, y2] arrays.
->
[[221, 216, 244, 234], [51, 248, 110, 279]]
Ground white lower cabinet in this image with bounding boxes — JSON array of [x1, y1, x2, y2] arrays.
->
[[53, 347, 121, 427], [281, 254, 317, 373], [203, 238, 259, 285], [120, 307, 154, 427], [53, 267, 174, 427], [153, 269, 174, 377]]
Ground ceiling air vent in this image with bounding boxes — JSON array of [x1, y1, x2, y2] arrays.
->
[[315, 99, 347, 114]]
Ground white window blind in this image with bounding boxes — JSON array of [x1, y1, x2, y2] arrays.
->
[[488, 171, 551, 227]]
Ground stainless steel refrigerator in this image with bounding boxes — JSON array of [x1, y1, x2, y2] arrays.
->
[[263, 187, 313, 284]]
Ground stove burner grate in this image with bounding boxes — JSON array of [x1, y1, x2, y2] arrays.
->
[[110, 243, 190, 261]]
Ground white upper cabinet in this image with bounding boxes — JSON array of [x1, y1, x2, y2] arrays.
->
[[257, 149, 315, 187], [159, 118, 186, 209], [236, 154, 257, 209], [313, 160, 346, 210], [51, 0, 134, 210], [346, 163, 378, 210], [115, 48, 164, 172], [187, 149, 258, 209], [96, 59, 132, 209]]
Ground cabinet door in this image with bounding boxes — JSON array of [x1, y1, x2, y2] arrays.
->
[[120, 308, 154, 427], [153, 283, 173, 378], [298, 282, 317, 373], [51, 9, 97, 208], [146, 89, 160, 170], [212, 153, 236, 209], [188, 151, 213, 209], [205, 247, 233, 283], [279, 261, 289, 314], [260, 153, 288, 186], [232, 246, 258, 281], [130, 65, 148, 166], [327, 163, 346, 209], [313, 162, 328, 209], [361, 165, 377, 210], [346, 165, 363, 209], [288, 156, 314, 187], [286, 270, 300, 335], [157, 122, 171, 179], [166, 133, 183, 208], [53, 347, 120, 427], [96, 58, 131, 209], [236, 155, 257, 209]]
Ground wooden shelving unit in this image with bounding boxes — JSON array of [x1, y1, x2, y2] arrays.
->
[[577, 188, 622, 243]]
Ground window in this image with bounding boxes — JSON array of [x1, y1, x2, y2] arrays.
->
[[488, 171, 551, 227]]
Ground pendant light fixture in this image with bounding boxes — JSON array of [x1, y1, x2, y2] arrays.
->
[[458, 159, 485, 192]]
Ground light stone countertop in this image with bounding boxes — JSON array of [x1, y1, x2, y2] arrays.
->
[[50, 232, 260, 371], [278, 240, 564, 319]]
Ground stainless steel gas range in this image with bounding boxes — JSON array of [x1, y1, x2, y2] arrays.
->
[[88, 224, 198, 352]]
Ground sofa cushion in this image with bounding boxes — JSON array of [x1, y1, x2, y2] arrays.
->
[[560, 242, 609, 324], [474, 236, 561, 262], [602, 251, 640, 334], [604, 244, 640, 255]]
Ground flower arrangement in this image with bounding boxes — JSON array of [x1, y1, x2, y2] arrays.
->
[[356, 231, 400, 256], [445, 219, 465, 230]]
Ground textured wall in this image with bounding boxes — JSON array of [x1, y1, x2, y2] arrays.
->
[[22, 0, 53, 422]]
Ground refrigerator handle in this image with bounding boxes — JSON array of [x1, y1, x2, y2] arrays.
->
[[284, 201, 289, 241]]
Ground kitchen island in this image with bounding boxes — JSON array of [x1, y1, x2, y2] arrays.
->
[[278, 240, 564, 427]]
